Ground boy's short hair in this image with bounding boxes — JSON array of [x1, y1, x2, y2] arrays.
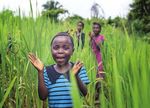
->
[[51, 32, 74, 48], [93, 22, 101, 29], [78, 21, 84, 29]]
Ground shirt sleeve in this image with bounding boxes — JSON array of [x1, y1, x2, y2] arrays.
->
[[78, 66, 90, 85], [43, 67, 51, 88]]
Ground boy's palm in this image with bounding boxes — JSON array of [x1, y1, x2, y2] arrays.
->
[[28, 53, 44, 72], [72, 61, 83, 75]]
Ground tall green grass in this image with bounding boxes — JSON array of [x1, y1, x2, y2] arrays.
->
[[0, 10, 150, 108]]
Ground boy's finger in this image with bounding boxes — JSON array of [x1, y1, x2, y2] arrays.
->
[[28, 53, 36, 57], [30, 54, 37, 61], [28, 52, 32, 55], [28, 54, 32, 60], [28, 58, 35, 65], [28, 53, 34, 57], [28, 55, 35, 62], [28, 57, 34, 64], [75, 62, 83, 70], [74, 61, 80, 66], [28, 53, 35, 60], [78, 62, 83, 67], [75, 61, 80, 65]]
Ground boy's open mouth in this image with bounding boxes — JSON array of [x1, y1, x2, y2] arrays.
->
[[56, 57, 65, 62]]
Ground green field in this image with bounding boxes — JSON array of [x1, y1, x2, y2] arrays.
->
[[0, 13, 150, 108]]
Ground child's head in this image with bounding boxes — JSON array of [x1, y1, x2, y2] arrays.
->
[[77, 21, 84, 32], [51, 32, 74, 66], [92, 22, 101, 35]]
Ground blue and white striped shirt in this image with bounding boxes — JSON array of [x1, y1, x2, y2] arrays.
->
[[43, 64, 90, 108]]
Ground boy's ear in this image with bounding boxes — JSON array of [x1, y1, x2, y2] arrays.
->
[[72, 48, 75, 53]]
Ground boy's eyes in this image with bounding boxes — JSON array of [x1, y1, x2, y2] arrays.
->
[[93, 27, 99, 29], [53, 45, 59, 50], [63, 45, 70, 50], [53, 45, 70, 50]]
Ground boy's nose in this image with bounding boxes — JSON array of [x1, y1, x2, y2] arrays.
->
[[58, 48, 64, 53]]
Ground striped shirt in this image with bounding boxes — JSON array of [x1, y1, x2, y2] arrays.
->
[[43, 64, 90, 108]]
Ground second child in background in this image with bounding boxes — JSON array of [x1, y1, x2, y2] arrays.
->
[[75, 21, 85, 50], [89, 22, 105, 78], [89, 22, 105, 106]]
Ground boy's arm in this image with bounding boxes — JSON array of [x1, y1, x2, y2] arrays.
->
[[72, 62, 89, 96], [38, 70, 48, 100], [28, 53, 48, 100], [75, 75, 87, 96]]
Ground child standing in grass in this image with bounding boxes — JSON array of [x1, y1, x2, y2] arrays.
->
[[75, 21, 85, 50], [89, 22, 105, 78], [89, 22, 105, 105], [28, 32, 90, 108]]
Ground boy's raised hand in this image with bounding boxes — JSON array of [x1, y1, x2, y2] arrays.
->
[[28, 53, 44, 72], [72, 61, 83, 75], [89, 32, 95, 39], [89, 32, 92, 38]]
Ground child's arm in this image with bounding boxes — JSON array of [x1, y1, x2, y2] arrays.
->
[[72, 62, 88, 96], [88, 32, 94, 40], [28, 53, 48, 100], [88, 32, 94, 47]]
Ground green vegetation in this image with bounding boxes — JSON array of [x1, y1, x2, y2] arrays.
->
[[128, 0, 150, 34], [0, 1, 150, 107]]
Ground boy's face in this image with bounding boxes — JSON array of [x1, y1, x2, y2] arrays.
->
[[93, 24, 101, 35], [51, 36, 74, 66], [77, 23, 83, 31]]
